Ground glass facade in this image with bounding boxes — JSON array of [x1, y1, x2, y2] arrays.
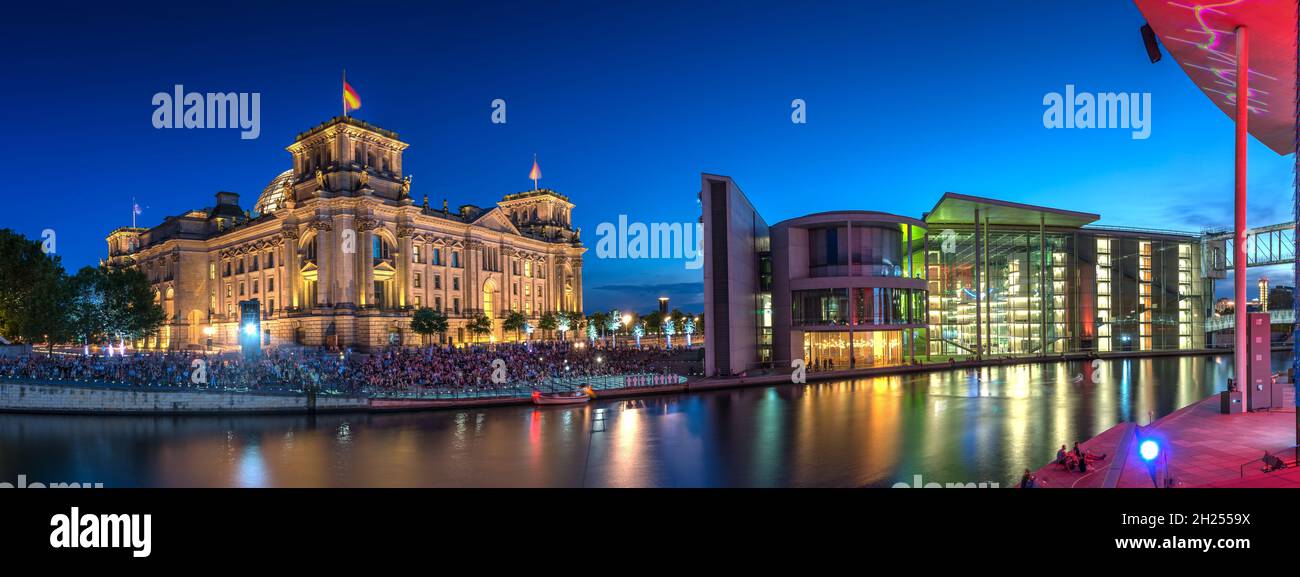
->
[[927, 226, 1207, 358], [927, 228, 1072, 357], [791, 288, 925, 326], [802, 329, 907, 370], [1095, 237, 1205, 352], [807, 224, 910, 278]]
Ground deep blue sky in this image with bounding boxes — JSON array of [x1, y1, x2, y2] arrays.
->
[[3, 0, 1293, 312]]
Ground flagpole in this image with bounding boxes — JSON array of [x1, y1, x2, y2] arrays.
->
[[131, 197, 136, 228], [342, 69, 347, 118], [533, 153, 538, 191]]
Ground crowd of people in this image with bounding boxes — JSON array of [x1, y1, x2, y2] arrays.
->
[[0, 342, 695, 396]]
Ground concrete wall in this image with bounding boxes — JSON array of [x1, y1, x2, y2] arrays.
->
[[0, 381, 368, 414], [702, 174, 769, 376]]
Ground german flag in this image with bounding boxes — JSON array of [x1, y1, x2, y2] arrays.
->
[[343, 80, 361, 113]]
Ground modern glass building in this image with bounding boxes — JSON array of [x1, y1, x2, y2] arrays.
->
[[770, 211, 927, 372], [701, 177, 1214, 377], [923, 194, 1210, 359]]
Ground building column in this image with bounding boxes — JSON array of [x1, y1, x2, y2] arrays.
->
[[573, 257, 584, 314], [1039, 214, 1046, 356], [503, 247, 515, 312], [973, 208, 982, 361], [983, 215, 991, 356], [1232, 25, 1249, 412], [360, 227, 375, 307], [284, 230, 300, 309], [316, 222, 332, 306], [397, 226, 413, 308], [334, 215, 356, 307]]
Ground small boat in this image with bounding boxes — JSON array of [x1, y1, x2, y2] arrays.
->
[[532, 389, 592, 405]]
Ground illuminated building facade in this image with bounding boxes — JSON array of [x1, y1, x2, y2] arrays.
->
[[924, 194, 1210, 357], [702, 179, 1213, 377], [106, 116, 585, 351], [771, 211, 927, 372]]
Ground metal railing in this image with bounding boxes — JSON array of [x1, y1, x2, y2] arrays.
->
[[1238, 446, 1297, 478], [2, 372, 688, 403], [364, 373, 688, 401]]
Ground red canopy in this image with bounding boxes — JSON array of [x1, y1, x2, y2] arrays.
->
[[1134, 0, 1297, 155]]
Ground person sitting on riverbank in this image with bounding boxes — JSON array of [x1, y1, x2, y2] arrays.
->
[[1262, 451, 1286, 472], [1018, 469, 1038, 488]]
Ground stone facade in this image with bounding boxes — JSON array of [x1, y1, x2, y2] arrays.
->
[[106, 116, 585, 351]]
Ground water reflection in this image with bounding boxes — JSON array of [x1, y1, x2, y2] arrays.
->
[[0, 354, 1283, 488]]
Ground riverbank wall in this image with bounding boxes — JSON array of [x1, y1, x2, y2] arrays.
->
[[0, 381, 368, 414]]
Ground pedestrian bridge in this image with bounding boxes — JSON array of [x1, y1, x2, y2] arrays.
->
[[1205, 309, 1294, 332], [1205, 222, 1296, 271]]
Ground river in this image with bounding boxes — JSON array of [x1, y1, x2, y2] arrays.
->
[[0, 353, 1286, 487]]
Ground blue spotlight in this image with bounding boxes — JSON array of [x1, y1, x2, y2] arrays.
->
[[1139, 439, 1160, 462]]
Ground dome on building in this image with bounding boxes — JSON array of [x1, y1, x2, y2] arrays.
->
[[254, 169, 295, 215]]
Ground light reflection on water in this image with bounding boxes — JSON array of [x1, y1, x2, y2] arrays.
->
[[0, 353, 1284, 487]]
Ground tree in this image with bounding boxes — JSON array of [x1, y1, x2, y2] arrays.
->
[[669, 308, 686, 328], [65, 266, 110, 348], [642, 311, 664, 335], [590, 311, 609, 342], [0, 229, 67, 345], [539, 311, 558, 341], [502, 310, 527, 342], [101, 266, 166, 346], [466, 313, 493, 343], [409, 307, 448, 345]]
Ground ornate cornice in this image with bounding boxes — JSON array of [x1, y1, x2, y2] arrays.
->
[[355, 216, 380, 232]]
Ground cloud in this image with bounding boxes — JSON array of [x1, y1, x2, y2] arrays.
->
[[585, 282, 704, 313]]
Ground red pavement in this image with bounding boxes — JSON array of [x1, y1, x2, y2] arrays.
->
[[1030, 387, 1296, 488]]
